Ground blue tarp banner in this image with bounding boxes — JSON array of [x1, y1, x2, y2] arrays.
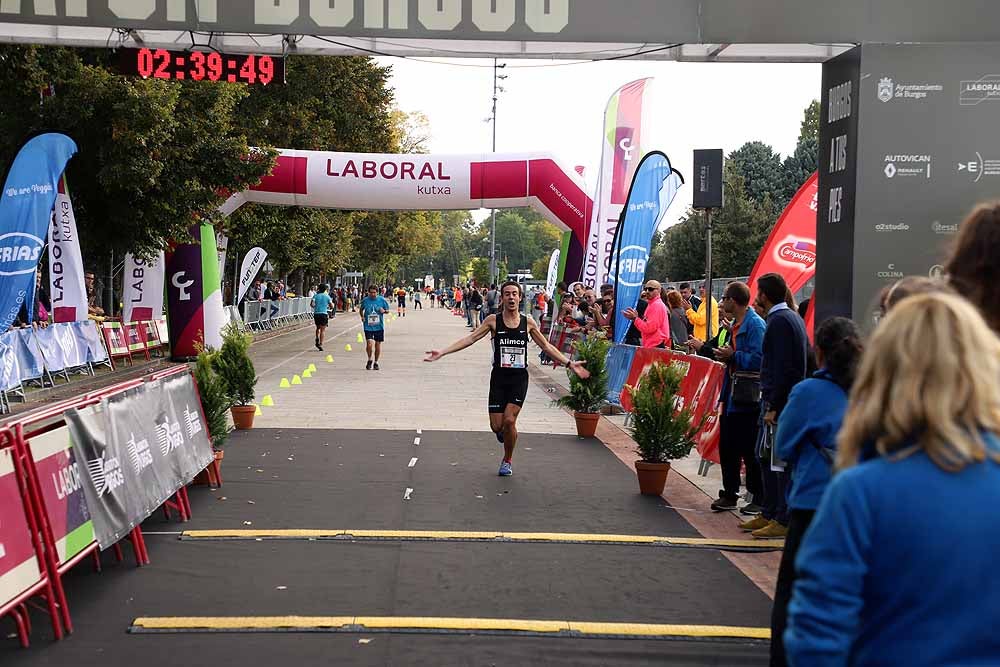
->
[[610, 152, 683, 344], [605, 344, 638, 406], [0, 133, 77, 331]]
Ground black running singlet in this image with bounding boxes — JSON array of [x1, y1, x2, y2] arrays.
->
[[492, 314, 529, 374]]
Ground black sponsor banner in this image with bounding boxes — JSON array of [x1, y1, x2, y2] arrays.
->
[[67, 373, 212, 549]]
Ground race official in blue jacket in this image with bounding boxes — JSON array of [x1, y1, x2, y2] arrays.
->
[[768, 317, 862, 666], [785, 294, 1000, 666]]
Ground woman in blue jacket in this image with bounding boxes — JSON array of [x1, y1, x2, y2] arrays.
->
[[785, 293, 1000, 666], [769, 317, 862, 666]]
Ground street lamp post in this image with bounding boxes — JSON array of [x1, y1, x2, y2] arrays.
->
[[488, 58, 506, 285]]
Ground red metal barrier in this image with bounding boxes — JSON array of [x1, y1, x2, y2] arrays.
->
[[0, 427, 65, 647], [619, 348, 725, 464]]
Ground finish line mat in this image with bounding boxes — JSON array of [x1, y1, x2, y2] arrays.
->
[[129, 615, 770, 642], [180, 528, 784, 553], [1, 428, 774, 666]]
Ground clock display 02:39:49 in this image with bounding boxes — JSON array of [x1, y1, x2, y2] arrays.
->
[[134, 48, 277, 85]]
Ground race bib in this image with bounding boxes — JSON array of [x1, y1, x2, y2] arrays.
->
[[500, 346, 526, 369], [367, 312, 380, 326]]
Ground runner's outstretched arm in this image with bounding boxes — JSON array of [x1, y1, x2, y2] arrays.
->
[[424, 316, 495, 361], [527, 320, 589, 379]]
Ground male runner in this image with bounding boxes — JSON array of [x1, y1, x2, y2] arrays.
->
[[396, 286, 407, 317], [310, 284, 333, 351], [424, 281, 589, 476], [360, 285, 390, 370]]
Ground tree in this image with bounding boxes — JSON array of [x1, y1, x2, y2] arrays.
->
[[0, 45, 275, 264], [728, 141, 787, 210], [799, 99, 820, 145], [487, 208, 561, 275], [782, 100, 820, 202], [531, 255, 552, 282]]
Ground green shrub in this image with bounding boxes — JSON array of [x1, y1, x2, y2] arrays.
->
[[554, 332, 611, 414], [193, 348, 230, 449], [213, 323, 257, 406], [626, 361, 707, 463]]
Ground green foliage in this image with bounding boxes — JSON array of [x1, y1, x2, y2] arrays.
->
[[554, 333, 611, 413], [799, 100, 821, 145], [0, 45, 275, 262], [213, 323, 257, 406], [627, 361, 707, 463], [728, 141, 787, 210], [470, 257, 492, 286], [489, 209, 561, 274], [193, 349, 230, 449]]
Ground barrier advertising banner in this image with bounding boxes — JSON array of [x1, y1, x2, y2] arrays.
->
[[0, 133, 77, 331], [0, 447, 43, 610], [610, 152, 684, 343], [619, 347, 726, 463], [29, 427, 95, 565], [122, 251, 165, 323], [66, 372, 212, 549], [48, 174, 88, 323], [237, 247, 267, 304], [583, 79, 652, 289], [748, 172, 818, 300], [545, 249, 560, 297]]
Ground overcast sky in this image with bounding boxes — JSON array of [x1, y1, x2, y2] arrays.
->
[[378, 56, 821, 228]]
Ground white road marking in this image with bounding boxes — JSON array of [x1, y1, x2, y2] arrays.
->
[[403, 487, 414, 500], [408, 457, 418, 468], [413, 437, 421, 445]]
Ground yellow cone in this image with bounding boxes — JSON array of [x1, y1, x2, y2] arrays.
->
[[254, 404, 262, 416], [302, 369, 312, 378], [279, 378, 290, 389], [291, 375, 302, 385], [325, 355, 333, 363], [345, 344, 352, 352], [308, 363, 317, 372], [357, 332, 364, 343], [261, 395, 274, 406]]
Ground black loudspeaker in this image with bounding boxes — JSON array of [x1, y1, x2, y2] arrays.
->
[[693, 149, 724, 209]]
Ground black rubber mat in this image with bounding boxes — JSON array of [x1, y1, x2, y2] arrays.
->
[[0, 429, 772, 665]]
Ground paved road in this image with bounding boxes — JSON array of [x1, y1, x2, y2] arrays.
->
[[2, 305, 775, 666]]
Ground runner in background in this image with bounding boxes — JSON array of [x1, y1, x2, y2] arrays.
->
[[396, 286, 407, 317], [424, 281, 589, 476], [413, 288, 423, 309], [360, 285, 391, 370], [310, 284, 333, 351]]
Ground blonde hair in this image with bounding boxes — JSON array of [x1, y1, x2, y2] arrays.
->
[[836, 293, 1000, 472]]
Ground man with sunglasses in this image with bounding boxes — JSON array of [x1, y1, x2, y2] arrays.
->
[[622, 280, 670, 348]]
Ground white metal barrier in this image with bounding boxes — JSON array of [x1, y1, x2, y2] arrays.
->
[[241, 297, 313, 331]]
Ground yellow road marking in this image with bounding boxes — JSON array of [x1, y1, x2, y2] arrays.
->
[[180, 529, 782, 550], [130, 616, 770, 639]]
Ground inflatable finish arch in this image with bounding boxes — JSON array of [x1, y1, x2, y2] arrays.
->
[[220, 149, 594, 280]]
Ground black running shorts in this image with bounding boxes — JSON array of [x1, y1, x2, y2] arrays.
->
[[397, 296, 406, 306], [488, 371, 529, 413], [364, 329, 384, 342], [314, 313, 329, 327]]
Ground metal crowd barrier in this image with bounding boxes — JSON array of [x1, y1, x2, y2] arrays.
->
[[241, 297, 313, 331]]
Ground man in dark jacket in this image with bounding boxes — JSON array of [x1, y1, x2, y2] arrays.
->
[[747, 273, 808, 538]]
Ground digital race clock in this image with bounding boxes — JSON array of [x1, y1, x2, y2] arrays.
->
[[118, 47, 284, 85]]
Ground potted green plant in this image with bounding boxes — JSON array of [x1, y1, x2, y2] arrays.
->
[[191, 347, 229, 484], [554, 332, 611, 437], [213, 322, 258, 429], [626, 360, 707, 495]]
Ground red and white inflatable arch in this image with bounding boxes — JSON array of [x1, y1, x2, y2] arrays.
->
[[220, 149, 594, 280]]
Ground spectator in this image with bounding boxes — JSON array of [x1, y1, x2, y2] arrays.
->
[[706, 282, 766, 515], [786, 294, 1000, 666], [664, 290, 689, 349], [84, 271, 104, 318], [621, 280, 669, 348], [943, 201, 1000, 332], [679, 282, 701, 313], [685, 285, 719, 342], [748, 273, 808, 539], [770, 316, 863, 665], [486, 283, 499, 315]]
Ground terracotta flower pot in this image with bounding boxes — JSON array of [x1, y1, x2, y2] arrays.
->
[[635, 461, 671, 496], [573, 411, 600, 438], [231, 405, 256, 430]]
